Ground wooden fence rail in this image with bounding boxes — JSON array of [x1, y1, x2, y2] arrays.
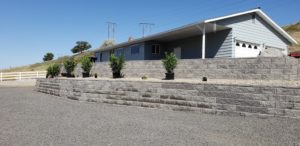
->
[[0, 71, 47, 82]]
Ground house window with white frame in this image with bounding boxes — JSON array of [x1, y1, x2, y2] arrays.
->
[[152, 44, 160, 54]]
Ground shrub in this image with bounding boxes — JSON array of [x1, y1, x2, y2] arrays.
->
[[162, 52, 178, 73], [81, 56, 92, 74], [46, 64, 60, 78], [109, 54, 125, 78], [63, 57, 77, 76]]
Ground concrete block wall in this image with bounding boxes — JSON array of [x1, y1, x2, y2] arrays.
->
[[36, 78, 300, 118], [86, 57, 300, 80]]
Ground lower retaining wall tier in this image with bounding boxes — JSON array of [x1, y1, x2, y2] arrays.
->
[[73, 57, 300, 81], [36, 78, 300, 119]]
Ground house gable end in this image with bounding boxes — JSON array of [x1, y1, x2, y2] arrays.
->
[[214, 13, 290, 51]]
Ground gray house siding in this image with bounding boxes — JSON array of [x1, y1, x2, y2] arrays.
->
[[216, 13, 290, 56], [125, 29, 233, 60], [206, 29, 233, 58], [101, 50, 111, 62], [161, 30, 232, 59], [96, 43, 145, 62], [164, 36, 202, 59]]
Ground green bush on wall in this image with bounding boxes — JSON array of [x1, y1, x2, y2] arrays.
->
[[109, 54, 125, 78], [47, 64, 60, 78], [81, 56, 92, 75], [162, 52, 178, 73], [64, 57, 77, 76]]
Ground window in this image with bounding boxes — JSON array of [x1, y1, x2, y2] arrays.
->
[[152, 44, 160, 54], [236, 40, 260, 50], [131, 45, 140, 55]]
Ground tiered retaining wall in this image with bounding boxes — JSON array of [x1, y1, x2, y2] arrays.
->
[[80, 57, 300, 80], [36, 78, 300, 118]]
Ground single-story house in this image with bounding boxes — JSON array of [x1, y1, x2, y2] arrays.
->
[[94, 8, 298, 62]]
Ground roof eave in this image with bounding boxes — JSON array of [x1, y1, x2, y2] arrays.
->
[[256, 9, 298, 44]]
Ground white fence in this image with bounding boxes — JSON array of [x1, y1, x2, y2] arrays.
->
[[0, 71, 47, 82]]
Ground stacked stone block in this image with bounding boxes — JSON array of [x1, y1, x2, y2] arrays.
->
[[87, 57, 300, 80], [36, 78, 300, 118]]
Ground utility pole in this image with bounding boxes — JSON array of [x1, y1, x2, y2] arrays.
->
[[139, 23, 155, 37], [107, 22, 116, 40]]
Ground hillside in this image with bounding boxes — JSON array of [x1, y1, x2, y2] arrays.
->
[[0, 52, 93, 72], [283, 21, 300, 52]]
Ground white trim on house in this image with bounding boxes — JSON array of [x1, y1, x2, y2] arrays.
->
[[205, 9, 298, 44], [202, 24, 206, 59]]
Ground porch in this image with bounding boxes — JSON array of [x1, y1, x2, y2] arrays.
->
[[143, 22, 232, 60]]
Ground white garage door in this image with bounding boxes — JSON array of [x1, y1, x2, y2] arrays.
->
[[235, 42, 260, 58]]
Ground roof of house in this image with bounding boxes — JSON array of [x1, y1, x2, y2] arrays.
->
[[95, 8, 298, 52]]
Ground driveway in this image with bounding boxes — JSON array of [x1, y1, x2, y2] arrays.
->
[[0, 87, 300, 146]]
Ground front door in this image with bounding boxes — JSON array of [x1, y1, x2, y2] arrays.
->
[[174, 47, 181, 59]]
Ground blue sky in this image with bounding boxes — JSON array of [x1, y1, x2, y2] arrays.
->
[[0, 0, 299, 69]]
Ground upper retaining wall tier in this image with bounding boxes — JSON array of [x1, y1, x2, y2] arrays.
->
[[79, 57, 300, 81], [36, 78, 300, 119]]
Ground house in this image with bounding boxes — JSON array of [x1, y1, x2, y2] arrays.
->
[[94, 8, 298, 62]]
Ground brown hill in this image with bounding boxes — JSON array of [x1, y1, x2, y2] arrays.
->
[[283, 21, 300, 52]]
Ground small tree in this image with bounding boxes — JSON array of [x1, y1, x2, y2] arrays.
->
[[43, 52, 54, 61], [63, 57, 77, 77], [71, 41, 92, 54], [109, 54, 125, 78], [46, 64, 60, 78], [81, 56, 92, 77], [162, 52, 178, 80]]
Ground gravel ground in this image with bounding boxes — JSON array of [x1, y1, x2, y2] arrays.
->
[[0, 87, 300, 146]]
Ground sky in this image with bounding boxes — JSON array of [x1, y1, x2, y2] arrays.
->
[[0, 0, 299, 69]]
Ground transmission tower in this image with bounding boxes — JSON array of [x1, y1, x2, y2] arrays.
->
[[139, 23, 155, 37], [107, 22, 116, 40]]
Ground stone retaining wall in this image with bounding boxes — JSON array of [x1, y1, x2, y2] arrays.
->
[[80, 57, 300, 80], [36, 78, 300, 118]]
